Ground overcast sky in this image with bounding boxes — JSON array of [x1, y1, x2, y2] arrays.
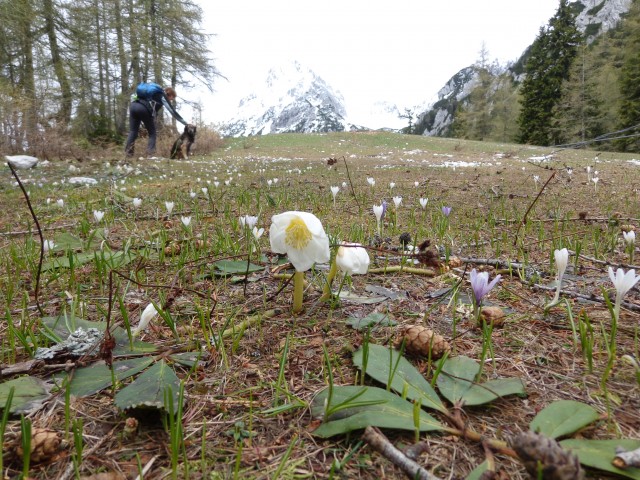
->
[[188, 1, 560, 124]]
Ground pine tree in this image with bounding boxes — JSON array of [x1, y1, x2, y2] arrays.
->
[[616, 0, 640, 151], [518, 0, 581, 146]]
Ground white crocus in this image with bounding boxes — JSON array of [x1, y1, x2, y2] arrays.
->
[[240, 215, 258, 230], [623, 230, 636, 263], [133, 197, 142, 208], [181, 216, 192, 227], [330, 186, 339, 206], [623, 230, 636, 246], [336, 243, 370, 275], [252, 226, 264, 240], [608, 267, 640, 322], [43, 240, 55, 253], [393, 196, 402, 208], [57, 199, 64, 208], [342, 181, 347, 188], [414, 181, 419, 187], [165, 201, 174, 215], [373, 204, 384, 235], [269, 211, 330, 313], [132, 303, 159, 337], [93, 210, 105, 222], [201, 187, 208, 195], [546, 248, 569, 310], [419, 198, 428, 209], [389, 182, 395, 190], [367, 177, 375, 187]]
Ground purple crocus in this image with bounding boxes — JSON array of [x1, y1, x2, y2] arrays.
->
[[469, 269, 501, 305], [442, 206, 452, 217], [381, 200, 388, 220]]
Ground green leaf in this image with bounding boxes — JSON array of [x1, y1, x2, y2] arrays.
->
[[212, 260, 263, 276], [52, 232, 84, 251], [41, 315, 156, 356], [42, 250, 135, 271], [561, 439, 640, 480], [465, 461, 489, 480], [310, 385, 445, 438], [353, 344, 445, 413], [170, 351, 204, 368], [65, 357, 154, 397], [437, 356, 526, 406], [114, 360, 181, 411], [346, 313, 397, 331], [530, 400, 600, 439], [0, 376, 52, 414]]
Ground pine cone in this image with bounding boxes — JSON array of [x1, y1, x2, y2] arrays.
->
[[397, 326, 451, 359], [511, 431, 584, 480], [479, 306, 506, 328], [621, 224, 636, 233], [17, 428, 61, 462]]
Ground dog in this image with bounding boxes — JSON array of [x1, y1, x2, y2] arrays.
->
[[170, 124, 196, 159]]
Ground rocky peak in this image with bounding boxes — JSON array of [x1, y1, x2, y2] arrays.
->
[[219, 61, 361, 137]]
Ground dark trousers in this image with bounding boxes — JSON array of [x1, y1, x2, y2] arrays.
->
[[124, 101, 156, 156]]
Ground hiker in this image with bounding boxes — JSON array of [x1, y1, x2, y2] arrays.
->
[[124, 84, 189, 158]]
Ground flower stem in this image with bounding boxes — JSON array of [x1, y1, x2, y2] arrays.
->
[[292, 271, 305, 313], [320, 257, 338, 301]]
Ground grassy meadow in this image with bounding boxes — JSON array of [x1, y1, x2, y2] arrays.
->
[[1, 131, 639, 479]]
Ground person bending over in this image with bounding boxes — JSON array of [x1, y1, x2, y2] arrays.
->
[[125, 86, 188, 158]]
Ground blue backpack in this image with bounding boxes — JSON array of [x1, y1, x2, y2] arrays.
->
[[135, 82, 163, 100]]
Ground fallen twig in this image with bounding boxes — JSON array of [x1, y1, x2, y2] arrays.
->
[[613, 446, 640, 469], [362, 426, 442, 480], [513, 170, 556, 247], [368, 266, 436, 276], [533, 283, 640, 312], [8, 161, 44, 316]]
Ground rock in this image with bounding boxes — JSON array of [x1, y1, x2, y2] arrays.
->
[[68, 176, 98, 185], [5, 155, 39, 169]]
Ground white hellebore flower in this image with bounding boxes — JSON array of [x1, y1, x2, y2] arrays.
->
[[133, 197, 142, 208], [165, 201, 174, 214], [336, 243, 370, 275], [269, 211, 330, 272], [419, 198, 428, 209], [132, 303, 159, 337], [93, 210, 105, 222], [181, 216, 192, 227], [623, 230, 636, 246], [393, 196, 402, 208]]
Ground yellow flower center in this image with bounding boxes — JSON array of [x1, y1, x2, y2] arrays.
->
[[285, 216, 312, 250]]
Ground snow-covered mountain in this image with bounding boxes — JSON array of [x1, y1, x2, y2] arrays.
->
[[218, 62, 365, 137], [414, 0, 632, 137]]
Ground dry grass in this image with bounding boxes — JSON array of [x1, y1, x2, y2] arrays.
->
[[0, 132, 639, 479]]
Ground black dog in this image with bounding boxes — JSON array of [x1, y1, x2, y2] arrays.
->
[[170, 124, 196, 159]]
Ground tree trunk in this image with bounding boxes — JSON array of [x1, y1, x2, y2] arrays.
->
[[42, 0, 72, 125]]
